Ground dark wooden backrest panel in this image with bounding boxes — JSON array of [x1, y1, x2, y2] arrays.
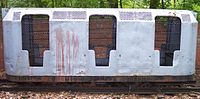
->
[[0, 19, 4, 71], [196, 24, 200, 69]]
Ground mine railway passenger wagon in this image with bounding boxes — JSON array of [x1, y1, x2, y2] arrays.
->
[[1, 8, 198, 82]]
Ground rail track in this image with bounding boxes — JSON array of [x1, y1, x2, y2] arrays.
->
[[0, 80, 199, 94]]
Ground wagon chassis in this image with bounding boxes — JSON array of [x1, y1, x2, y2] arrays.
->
[[0, 79, 199, 94], [1, 74, 198, 94], [6, 75, 194, 83]]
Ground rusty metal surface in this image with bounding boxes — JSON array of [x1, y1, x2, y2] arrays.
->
[[0, 19, 4, 71], [6, 75, 194, 83], [196, 24, 200, 68], [196, 23, 200, 83]]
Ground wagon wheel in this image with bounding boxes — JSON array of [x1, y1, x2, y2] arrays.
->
[[139, 83, 152, 88]]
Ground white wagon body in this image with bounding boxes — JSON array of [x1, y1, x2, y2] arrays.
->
[[2, 8, 198, 79]]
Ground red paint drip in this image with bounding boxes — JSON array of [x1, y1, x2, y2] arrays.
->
[[67, 31, 71, 75], [61, 45, 64, 74], [55, 27, 65, 77], [72, 32, 79, 66], [75, 33, 79, 59]]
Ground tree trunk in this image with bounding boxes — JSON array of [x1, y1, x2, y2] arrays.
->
[[149, 0, 160, 9], [52, 0, 55, 8], [35, 0, 43, 7], [120, 0, 122, 8], [107, 0, 118, 8], [173, 0, 176, 8], [99, 0, 105, 8], [1, 0, 8, 7], [161, 0, 165, 9]]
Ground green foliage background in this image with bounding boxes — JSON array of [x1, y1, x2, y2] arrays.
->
[[0, 0, 200, 21]]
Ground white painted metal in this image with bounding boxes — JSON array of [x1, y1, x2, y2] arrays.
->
[[2, 8, 198, 76]]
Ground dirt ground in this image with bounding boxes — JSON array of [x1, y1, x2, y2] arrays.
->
[[0, 91, 200, 99]]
